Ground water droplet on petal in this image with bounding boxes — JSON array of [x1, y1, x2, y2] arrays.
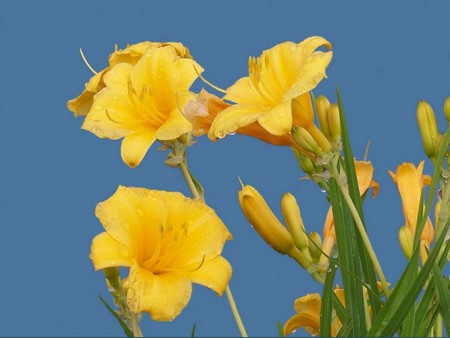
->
[[137, 208, 144, 217], [119, 245, 129, 258]]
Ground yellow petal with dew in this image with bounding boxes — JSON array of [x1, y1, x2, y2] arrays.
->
[[187, 255, 232, 296], [284, 312, 320, 336], [208, 104, 264, 140], [156, 107, 193, 141], [224, 76, 265, 106], [257, 99, 293, 136], [121, 131, 158, 168], [90, 232, 134, 270], [125, 264, 192, 321]]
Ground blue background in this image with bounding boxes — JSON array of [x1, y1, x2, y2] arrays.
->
[[1, 1, 449, 336]]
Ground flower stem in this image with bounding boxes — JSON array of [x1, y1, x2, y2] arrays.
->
[[175, 139, 248, 337], [225, 285, 248, 337], [130, 313, 143, 337]]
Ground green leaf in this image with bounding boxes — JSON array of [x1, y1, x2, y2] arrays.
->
[[277, 321, 285, 337], [368, 219, 450, 336], [320, 261, 337, 337], [98, 295, 134, 337], [188, 168, 204, 199], [336, 87, 381, 319], [191, 323, 197, 338], [433, 263, 450, 336]]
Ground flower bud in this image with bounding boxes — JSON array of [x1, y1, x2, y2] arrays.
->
[[315, 95, 331, 139], [444, 96, 450, 123], [239, 184, 295, 255], [308, 231, 323, 263], [281, 193, 310, 256], [328, 103, 341, 142], [434, 200, 442, 237], [417, 100, 439, 159], [399, 226, 413, 260], [291, 126, 324, 155]]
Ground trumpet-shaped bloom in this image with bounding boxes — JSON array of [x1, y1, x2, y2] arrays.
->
[[208, 37, 332, 140], [90, 186, 232, 321], [320, 161, 379, 265], [68, 43, 202, 168], [284, 288, 345, 336], [184, 89, 299, 147], [67, 42, 192, 117], [389, 161, 434, 247]]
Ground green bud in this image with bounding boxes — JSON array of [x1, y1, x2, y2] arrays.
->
[[417, 100, 438, 159], [291, 126, 324, 155], [444, 96, 450, 123], [308, 231, 323, 263]]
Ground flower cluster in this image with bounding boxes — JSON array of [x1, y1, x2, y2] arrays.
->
[[69, 38, 450, 337]]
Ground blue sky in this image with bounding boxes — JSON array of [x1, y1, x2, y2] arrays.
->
[[1, 1, 449, 336]]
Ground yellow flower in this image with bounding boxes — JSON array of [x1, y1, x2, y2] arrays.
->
[[208, 37, 332, 140], [388, 162, 434, 257], [320, 161, 379, 266], [67, 42, 192, 117], [284, 287, 345, 336], [184, 89, 300, 147], [68, 42, 202, 168], [89, 186, 232, 321]]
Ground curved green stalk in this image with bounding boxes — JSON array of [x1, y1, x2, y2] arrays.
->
[[174, 140, 248, 337]]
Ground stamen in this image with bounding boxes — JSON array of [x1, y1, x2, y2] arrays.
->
[[194, 65, 227, 94], [237, 176, 245, 188], [79, 48, 98, 74]]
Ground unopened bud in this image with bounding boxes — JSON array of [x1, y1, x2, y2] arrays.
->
[[291, 126, 324, 155], [444, 96, 450, 123], [435, 200, 442, 237], [239, 184, 294, 255], [293, 149, 316, 175], [281, 193, 310, 256], [417, 100, 439, 159], [328, 103, 341, 142], [315, 95, 331, 139], [399, 226, 413, 260], [308, 231, 323, 263]]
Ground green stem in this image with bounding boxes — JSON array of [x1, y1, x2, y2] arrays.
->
[[225, 286, 248, 337], [175, 140, 248, 337], [130, 313, 143, 337]]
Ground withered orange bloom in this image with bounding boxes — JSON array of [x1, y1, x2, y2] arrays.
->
[[320, 161, 379, 265], [389, 161, 434, 254], [184, 89, 299, 147]]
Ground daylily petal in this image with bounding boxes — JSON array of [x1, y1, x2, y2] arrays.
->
[[224, 77, 264, 106], [90, 232, 133, 270], [121, 131, 158, 168], [125, 264, 192, 321], [156, 107, 193, 140], [284, 312, 320, 336], [186, 256, 232, 295], [208, 104, 263, 140], [95, 186, 166, 257], [257, 99, 293, 135], [292, 93, 315, 128]]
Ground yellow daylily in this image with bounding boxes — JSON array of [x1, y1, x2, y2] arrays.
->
[[208, 36, 332, 140], [90, 186, 232, 321], [284, 287, 345, 336], [320, 161, 379, 266], [67, 42, 192, 117], [68, 42, 202, 168], [184, 89, 300, 147], [388, 161, 434, 259]]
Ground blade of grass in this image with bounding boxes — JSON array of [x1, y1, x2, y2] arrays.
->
[[432, 264, 450, 336], [98, 295, 134, 337], [191, 323, 197, 337], [277, 321, 285, 337], [320, 259, 338, 336], [329, 177, 366, 336], [336, 87, 382, 318], [368, 218, 450, 336]]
